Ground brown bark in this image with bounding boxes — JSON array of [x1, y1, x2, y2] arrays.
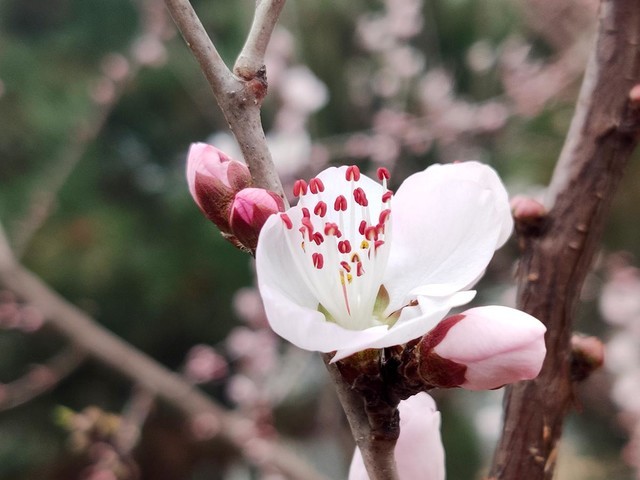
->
[[489, 1, 640, 479]]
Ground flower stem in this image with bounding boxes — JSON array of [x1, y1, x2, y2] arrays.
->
[[323, 354, 400, 480]]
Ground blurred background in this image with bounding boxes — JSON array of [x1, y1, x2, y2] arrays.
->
[[1, 0, 639, 478]]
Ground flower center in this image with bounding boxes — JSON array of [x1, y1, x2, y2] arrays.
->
[[279, 166, 394, 330]]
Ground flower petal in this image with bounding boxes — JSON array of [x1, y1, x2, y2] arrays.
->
[[383, 162, 512, 312], [331, 291, 475, 362], [257, 212, 390, 353], [433, 306, 546, 390], [348, 392, 445, 480]]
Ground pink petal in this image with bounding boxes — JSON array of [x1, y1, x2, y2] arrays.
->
[[433, 306, 546, 390], [383, 162, 513, 314]]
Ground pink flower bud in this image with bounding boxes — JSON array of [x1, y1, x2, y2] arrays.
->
[[422, 306, 546, 390], [186, 143, 252, 233], [229, 188, 285, 251]]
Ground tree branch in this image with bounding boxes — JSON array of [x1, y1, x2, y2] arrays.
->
[[489, 2, 640, 479], [163, 0, 286, 200], [234, 0, 287, 78], [324, 354, 400, 480], [0, 225, 327, 480], [0, 346, 86, 411]]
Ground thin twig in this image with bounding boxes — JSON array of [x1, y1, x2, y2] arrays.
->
[[0, 226, 327, 480], [163, 0, 286, 200], [11, 0, 169, 257], [489, 1, 640, 478], [0, 346, 86, 411], [324, 354, 399, 480], [234, 0, 287, 78]]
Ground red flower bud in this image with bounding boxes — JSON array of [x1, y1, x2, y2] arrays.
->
[[229, 188, 285, 252], [186, 143, 252, 233]]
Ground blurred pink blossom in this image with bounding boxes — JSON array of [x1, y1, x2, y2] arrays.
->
[[184, 344, 228, 384]]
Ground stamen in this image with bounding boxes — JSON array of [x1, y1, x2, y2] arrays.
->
[[312, 253, 324, 269], [309, 177, 325, 193], [324, 222, 342, 237], [339, 271, 352, 315], [302, 207, 311, 218], [338, 240, 352, 253], [365, 226, 378, 241], [314, 201, 327, 217], [334, 195, 348, 211], [312, 232, 324, 245], [377, 168, 391, 181], [351, 253, 361, 263], [340, 261, 351, 272], [358, 220, 367, 235], [360, 240, 370, 249], [356, 262, 364, 276], [293, 179, 308, 197], [301, 217, 314, 239], [280, 213, 293, 229], [374, 240, 385, 250], [382, 191, 393, 203], [345, 165, 361, 181], [353, 187, 369, 207], [379, 209, 391, 224]]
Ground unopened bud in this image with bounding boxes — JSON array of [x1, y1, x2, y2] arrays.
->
[[419, 306, 546, 390], [186, 143, 252, 233], [570, 334, 605, 381], [511, 195, 547, 236], [229, 188, 285, 252]]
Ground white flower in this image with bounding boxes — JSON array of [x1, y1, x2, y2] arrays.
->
[[256, 162, 516, 361]]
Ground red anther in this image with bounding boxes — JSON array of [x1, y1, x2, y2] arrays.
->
[[293, 179, 308, 197], [301, 217, 314, 235], [377, 167, 391, 181], [374, 240, 385, 250], [345, 165, 361, 181], [356, 262, 364, 276], [340, 261, 351, 272], [353, 187, 369, 207], [351, 253, 361, 263], [309, 177, 325, 194], [324, 222, 341, 237], [338, 240, 352, 254], [334, 195, 348, 211], [312, 253, 324, 269], [302, 207, 311, 218], [314, 201, 327, 217], [280, 213, 293, 229], [365, 226, 378, 241], [379, 209, 391, 224], [359, 220, 367, 235], [312, 232, 324, 245], [376, 223, 385, 235], [382, 191, 393, 203]]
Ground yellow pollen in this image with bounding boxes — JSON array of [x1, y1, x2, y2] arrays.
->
[[360, 240, 370, 249], [347, 273, 353, 283]]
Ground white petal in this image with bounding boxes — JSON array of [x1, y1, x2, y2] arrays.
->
[[332, 292, 473, 361], [348, 393, 445, 480], [257, 213, 390, 353], [439, 161, 513, 246], [383, 162, 512, 312]]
